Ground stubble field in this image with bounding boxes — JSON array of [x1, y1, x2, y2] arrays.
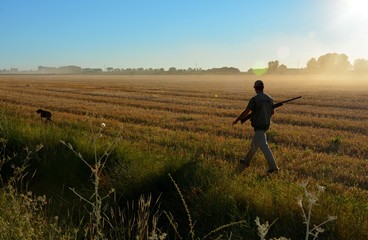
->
[[0, 74, 367, 239]]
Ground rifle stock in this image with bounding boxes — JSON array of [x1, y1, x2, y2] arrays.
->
[[240, 96, 302, 124]]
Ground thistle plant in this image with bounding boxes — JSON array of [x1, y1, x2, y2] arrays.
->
[[253, 182, 337, 240], [298, 182, 337, 240], [254, 217, 277, 240], [61, 121, 118, 240], [254, 217, 289, 240]]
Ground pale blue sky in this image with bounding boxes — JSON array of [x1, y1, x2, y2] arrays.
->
[[1, 0, 367, 71]]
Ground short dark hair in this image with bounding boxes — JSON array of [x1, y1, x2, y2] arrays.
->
[[253, 80, 264, 91]]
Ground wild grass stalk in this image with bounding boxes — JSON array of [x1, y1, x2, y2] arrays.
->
[[167, 173, 246, 240], [111, 194, 166, 240], [168, 173, 195, 239]]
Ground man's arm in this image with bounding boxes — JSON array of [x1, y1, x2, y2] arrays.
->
[[233, 108, 251, 126]]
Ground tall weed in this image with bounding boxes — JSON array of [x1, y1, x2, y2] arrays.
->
[[61, 120, 167, 239], [0, 139, 76, 239]]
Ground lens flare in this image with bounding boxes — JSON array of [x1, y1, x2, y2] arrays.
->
[[252, 60, 267, 76]]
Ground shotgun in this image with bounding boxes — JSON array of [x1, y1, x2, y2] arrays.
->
[[240, 96, 302, 124]]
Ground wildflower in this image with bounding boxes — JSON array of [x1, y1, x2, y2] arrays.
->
[[159, 233, 167, 240], [148, 233, 158, 240], [255, 217, 272, 239], [36, 144, 44, 152], [317, 185, 325, 192], [307, 193, 318, 205], [37, 195, 47, 204]]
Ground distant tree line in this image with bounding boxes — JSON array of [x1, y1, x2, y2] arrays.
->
[[306, 53, 368, 73], [247, 53, 368, 74], [104, 66, 240, 75], [0, 66, 240, 75], [1, 52, 368, 75], [38, 66, 84, 73]]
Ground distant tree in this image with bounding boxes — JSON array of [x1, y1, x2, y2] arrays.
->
[[154, 68, 164, 74], [317, 53, 352, 72], [353, 58, 368, 72], [267, 60, 279, 73], [106, 67, 114, 72], [221, 67, 240, 74], [306, 58, 318, 72], [278, 64, 287, 74], [207, 67, 240, 74], [305, 53, 352, 73], [168, 67, 177, 73]]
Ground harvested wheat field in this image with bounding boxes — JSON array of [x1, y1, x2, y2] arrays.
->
[[0, 74, 367, 239]]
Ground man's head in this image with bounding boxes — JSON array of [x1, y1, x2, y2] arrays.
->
[[254, 80, 264, 91]]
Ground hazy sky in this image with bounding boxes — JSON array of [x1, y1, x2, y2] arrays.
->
[[1, 0, 368, 71]]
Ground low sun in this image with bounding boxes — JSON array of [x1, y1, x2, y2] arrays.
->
[[343, 0, 368, 19]]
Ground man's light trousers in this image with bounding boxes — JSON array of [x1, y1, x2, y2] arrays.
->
[[243, 130, 278, 171]]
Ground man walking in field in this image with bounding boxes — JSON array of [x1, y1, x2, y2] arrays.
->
[[232, 80, 279, 175]]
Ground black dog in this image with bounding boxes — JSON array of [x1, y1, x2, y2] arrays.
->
[[36, 109, 52, 122]]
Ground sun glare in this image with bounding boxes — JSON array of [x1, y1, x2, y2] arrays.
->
[[343, 0, 368, 19]]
